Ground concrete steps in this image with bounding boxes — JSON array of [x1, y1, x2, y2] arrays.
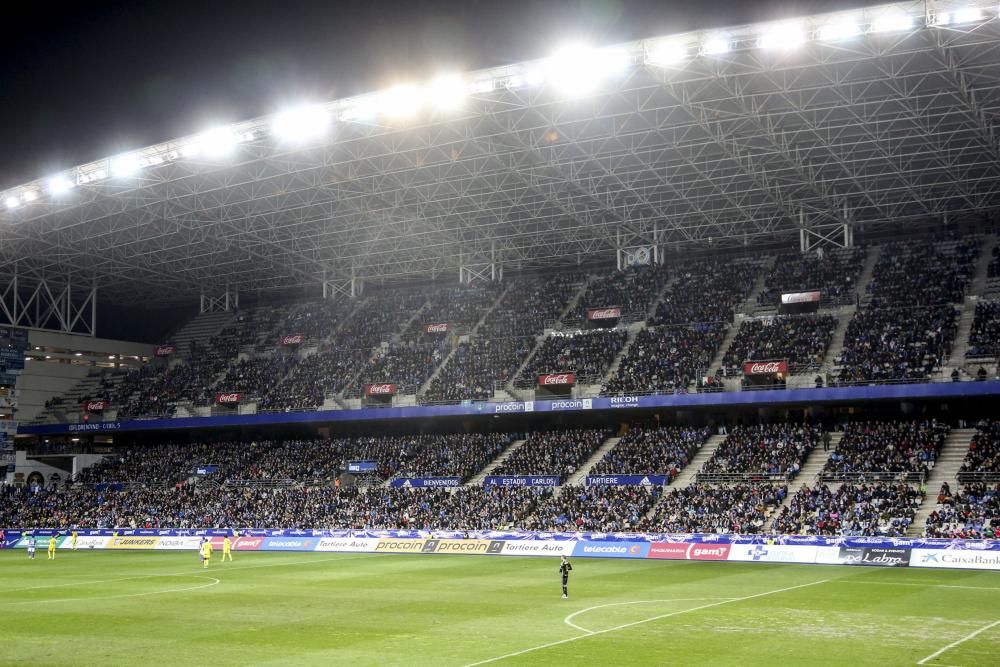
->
[[671, 434, 727, 488], [821, 307, 856, 376], [735, 258, 776, 315], [907, 428, 976, 536], [565, 436, 621, 486], [706, 321, 742, 377], [465, 439, 527, 486], [172, 311, 235, 356], [854, 244, 881, 308], [772, 433, 840, 515], [597, 323, 644, 389]]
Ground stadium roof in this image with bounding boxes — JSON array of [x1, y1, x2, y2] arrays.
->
[[3, 0, 1000, 307]]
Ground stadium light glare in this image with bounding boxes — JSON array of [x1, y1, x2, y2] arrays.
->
[[379, 85, 423, 117], [703, 34, 731, 55], [545, 43, 627, 96], [48, 176, 74, 195], [955, 7, 985, 23], [818, 21, 862, 41], [428, 74, 466, 111], [22, 189, 38, 202], [5, 196, 20, 210], [759, 24, 806, 50], [469, 78, 494, 95], [646, 40, 687, 66], [272, 105, 331, 142], [872, 11, 914, 33], [199, 126, 238, 157], [111, 154, 142, 177]]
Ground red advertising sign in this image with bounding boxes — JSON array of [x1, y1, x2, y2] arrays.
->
[[155, 345, 175, 357], [647, 543, 689, 560], [364, 383, 397, 397], [423, 323, 449, 334], [781, 291, 821, 305], [215, 392, 241, 405], [538, 373, 575, 386], [209, 535, 264, 551], [688, 544, 731, 560], [280, 334, 304, 346], [586, 307, 622, 320], [743, 360, 789, 376], [83, 400, 108, 412]]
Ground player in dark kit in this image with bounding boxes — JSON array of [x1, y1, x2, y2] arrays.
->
[[559, 556, 572, 598]]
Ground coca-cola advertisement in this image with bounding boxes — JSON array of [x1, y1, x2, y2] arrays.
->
[[780, 291, 820, 305], [743, 360, 789, 376], [154, 345, 175, 357], [280, 334, 304, 346], [538, 373, 575, 386], [779, 290, 821, 315], [215, 392, 241, 405], [423, 323, 449, 334], [364, 383, 397, 397], [586, 307, 622, 321], [83, 400, 108, 412]]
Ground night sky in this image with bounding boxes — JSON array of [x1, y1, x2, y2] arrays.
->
[[0, 0, 866, 190]]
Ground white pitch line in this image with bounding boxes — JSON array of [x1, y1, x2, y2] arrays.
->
[[1, 575, 221, 605], [835, 581, 1000, 592], [564, 598, 737, 634], [916, 619, 1000, 665], [1, 552, 378, 594], [463, 579, 829, 666]]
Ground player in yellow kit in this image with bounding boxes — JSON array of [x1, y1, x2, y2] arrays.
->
[[221, 536, 233, 562], [71, 530, 78, 550], [200, 538, 212, 568], [47, 535, 57, 560]]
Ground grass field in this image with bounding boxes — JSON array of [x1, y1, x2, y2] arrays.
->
[[1, 551, 998, 666]]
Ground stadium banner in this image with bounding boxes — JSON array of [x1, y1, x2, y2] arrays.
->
[[727, 544, 819, 564], [586, 307, 622, 320], [215, 392, 241, 405], [348, 461, 377, 473], [155, 536, 204, 550], [483, 475, 560, 487], [108, 536, 162, 550], [389, 477, 462, 488], [572, 541, 650, 559], [262, 536, 320, 551], [423, 323, 449, 334], [83, 400, 108, 412], [538, 373, 574, 387], [743, 360, 788, 376], [780, 291, 821, 305], [909, 548, 1000, 570], [280, 334, 304, 346], [492, 401, 534, 414], [420, 539, 506, 555], [815, 546, 909, 567], [208, 535, 265, 551], [646, 542, 690, 559], [607, 396, 640, 408], [196, 465, 219, 475], [154, 345, 175, 357], [585, 475, 666, 487], [373, 539, 429, 554], [313, 537, 380, 553], [498, 541, 575, 557], [364, 383, 397, 397]]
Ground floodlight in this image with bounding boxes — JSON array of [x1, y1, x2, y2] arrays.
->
[[22, 190, 38, 202], [272, 105, 331, 142], [5, 196, 20, 209], [545, 43, 623, 96], [647, 40, 687, 66], [872, 11, 914, 33], [818, 21, 861, 41], [759, 24, 805, 50], [428, 74, 466, 111], [379, 85, 423, 117], [955, 7, 985, 23], [111, 154, 141, 177], [48, 176, 74, 195], [469, 78, 494, 94], [703, 34, 731, 55], [199, 126, 238, 157]]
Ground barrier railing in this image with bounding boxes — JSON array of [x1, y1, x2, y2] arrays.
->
[[819, 471, 926, 483], [694, 472, 791, 484], [956, 472, 1000, 484]]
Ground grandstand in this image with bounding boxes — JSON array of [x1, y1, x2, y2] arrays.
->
[[2, 3, 1000, 664]]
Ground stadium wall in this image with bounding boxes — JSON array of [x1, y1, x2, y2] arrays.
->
[[4, 530, 998, 571]]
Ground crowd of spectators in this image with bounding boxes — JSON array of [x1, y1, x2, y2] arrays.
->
[[923, 482, 999, 538], [491, 428, 611, 481], [822, 420, 948, 478], [836, 305, 958, 383], [411, 284, 502, 335], [960, 420, 1000, 474], [757, 247, 865, 307], [640, 483, 788, 533], [700, 424, 819, 477], [485, 272, 585, 339], [648, 261, 759, 326], [524, 485, 661, 532], [590, 424, 711, 479], [602, 323, 725, 395], [207, 354, 300, 405], [518, 329, 627, 385], [967, 301, 1000, 359], [720, 314, 837, 376], [346, 341, 447, 397], [866, 240, 978, 307], [573, 265, 669, 323], [770, 482, 921, 536]]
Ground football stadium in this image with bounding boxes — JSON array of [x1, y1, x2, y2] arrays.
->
[[2, 1, 1000, 664]]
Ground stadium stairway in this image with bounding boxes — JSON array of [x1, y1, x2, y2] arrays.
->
[[596, 322, 645, 392], [854, 244, 882, 309], [565, 436, 621, 486], [30, 371, 127, 424], [670, 433, 727, 488], [771, 433, 840, 514], [906, 428, 976, 536], [465, 439, 527, 486], [705, 321, 743, 378], [947, 238, 996, 365], [170, 311, 235, 358], [735, 256, 777, 316]]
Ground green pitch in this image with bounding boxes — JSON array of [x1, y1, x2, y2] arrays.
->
[[1, 551, 998, 666]]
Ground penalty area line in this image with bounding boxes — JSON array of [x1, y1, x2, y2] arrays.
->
[[564, 598, 738, 635], [916, 619, 1000, 665], [463, 579, 828, 666]]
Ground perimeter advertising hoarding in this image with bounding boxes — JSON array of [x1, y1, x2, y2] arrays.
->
[[727, 544, 819, 564], [483, 475, 560, 487], [498, 540, 575, 557], [815, 546, 909, 567], [572, 541, 650, 558], [313, 537, 380, 553], [389, 477, 462, 488], [909, 548, 1000, 570]]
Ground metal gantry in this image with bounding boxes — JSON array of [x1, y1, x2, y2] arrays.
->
[[1, 0, 999, 312]]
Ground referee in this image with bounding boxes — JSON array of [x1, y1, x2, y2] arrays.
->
[[559, 556, 573, 598]]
